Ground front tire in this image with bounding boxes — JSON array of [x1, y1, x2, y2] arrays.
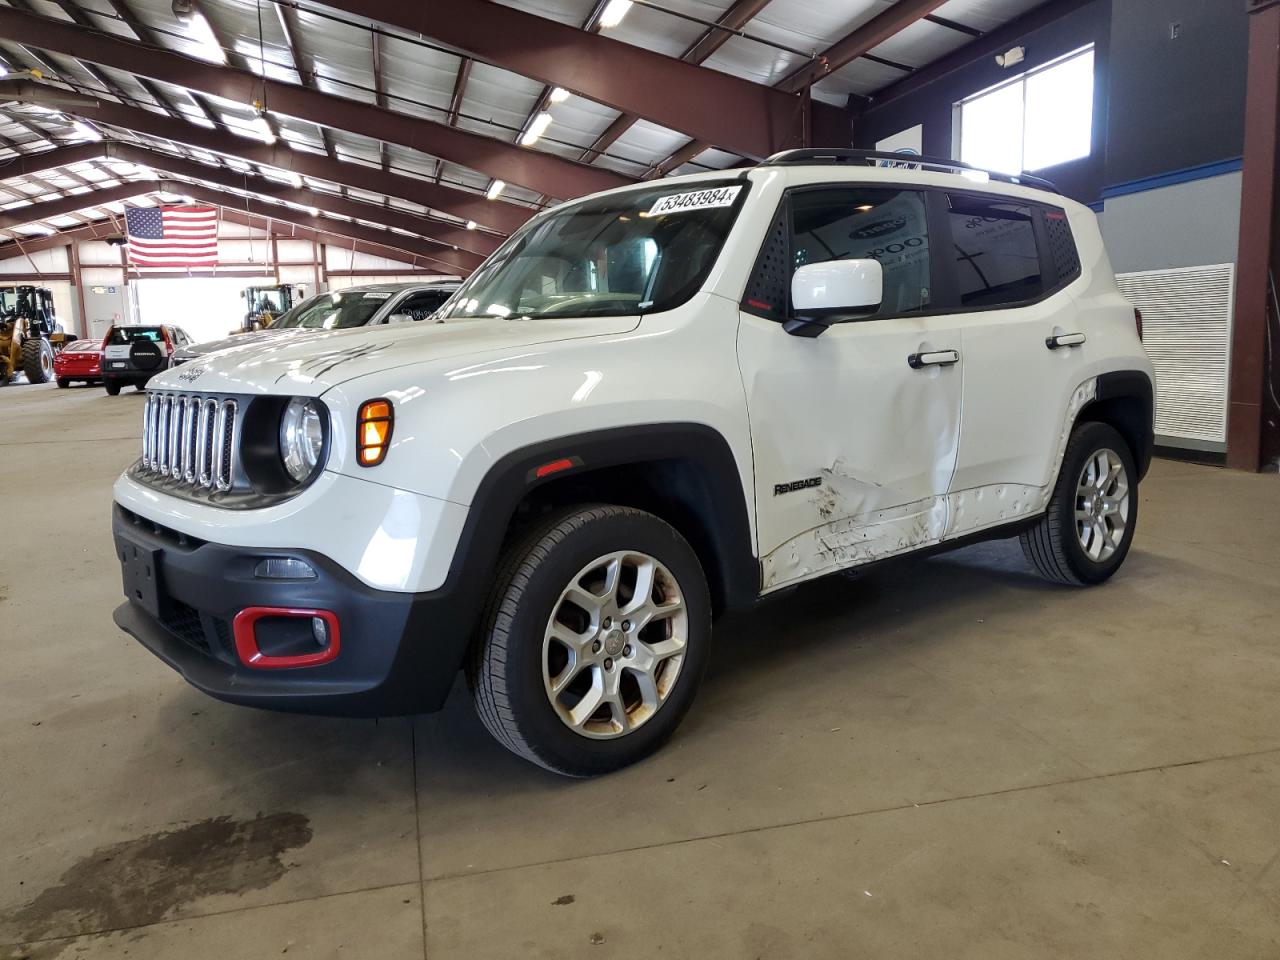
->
[[21, 339, 54, 384], [1021, 421, 1138, 585], [56, 377, 69, 389], [468, 505, 712, 777]]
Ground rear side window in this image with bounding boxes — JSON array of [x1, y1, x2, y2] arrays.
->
[[946, 195, 1043, 307], [1042, 208, 1081, 287], [107, 327, 164, 345]]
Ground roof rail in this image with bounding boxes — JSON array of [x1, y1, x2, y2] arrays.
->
[[759, 149, 1060, 194]]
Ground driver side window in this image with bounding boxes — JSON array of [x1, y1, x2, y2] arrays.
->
[[743, 186, 932, 323]]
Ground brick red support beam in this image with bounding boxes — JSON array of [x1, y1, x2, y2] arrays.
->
[[0, 180, 152, 230], [0, 5, 631, 200], [1226, 1, 1280, 470], [28, 103, 534, 235], [171, 182, 477, 275], [647, 0, 947, 174], [316, 0, 835, 159], [776, 0, 951, 93], [579, 0, 776, 165], [0, 219, 118, 260], [0, 142, 501, 260], [0, 185, 475, 273], [101, 143, 500, 259]]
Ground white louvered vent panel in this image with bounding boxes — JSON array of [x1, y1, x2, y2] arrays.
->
[[1115, 264, 1234, 444]]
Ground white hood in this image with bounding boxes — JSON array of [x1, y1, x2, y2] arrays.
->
[[178, 327, 305, 359], [148, 314, 641, 397]]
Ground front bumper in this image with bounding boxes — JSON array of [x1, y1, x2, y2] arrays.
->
[[110, 504, 475, 716]]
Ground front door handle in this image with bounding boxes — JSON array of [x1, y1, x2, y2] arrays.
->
[[907, 349, 960, 369], [1046, 332, 1086, 350]]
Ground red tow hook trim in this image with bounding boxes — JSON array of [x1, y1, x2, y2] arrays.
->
[[232, 607, 341, 670]]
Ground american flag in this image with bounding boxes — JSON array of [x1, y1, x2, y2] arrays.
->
[[125, 205, 219, 267]]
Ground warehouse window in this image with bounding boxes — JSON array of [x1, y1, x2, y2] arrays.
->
[[956, 46, 1094, 175]]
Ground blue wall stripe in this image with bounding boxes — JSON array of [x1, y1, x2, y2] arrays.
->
[[1099, 157, 1244, 201]]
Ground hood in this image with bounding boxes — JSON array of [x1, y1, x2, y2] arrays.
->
[[177, 327, 304, 359], [148, 314, 641, 396]]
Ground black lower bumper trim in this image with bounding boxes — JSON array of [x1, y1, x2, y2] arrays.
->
[[111, 504, 474, 717]]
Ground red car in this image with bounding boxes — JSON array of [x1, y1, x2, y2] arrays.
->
[[54, 338, 103, 387]]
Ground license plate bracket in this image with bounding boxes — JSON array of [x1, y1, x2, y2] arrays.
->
[[118, 537, 164, 619]]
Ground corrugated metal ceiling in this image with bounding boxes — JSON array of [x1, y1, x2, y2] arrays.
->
[[0, 0, 1050, 244]]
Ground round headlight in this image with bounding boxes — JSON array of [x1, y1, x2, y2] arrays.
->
[[279, 397, 326, 483]]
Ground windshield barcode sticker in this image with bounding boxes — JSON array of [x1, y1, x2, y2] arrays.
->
[[362, 292, 393, 300], [646, 185, 742, 217]]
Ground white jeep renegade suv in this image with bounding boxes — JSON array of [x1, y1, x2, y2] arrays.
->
[[111, 150, 1153, 776]]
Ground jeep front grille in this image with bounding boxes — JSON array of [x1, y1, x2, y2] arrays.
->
[[141, 392, 237, 491]]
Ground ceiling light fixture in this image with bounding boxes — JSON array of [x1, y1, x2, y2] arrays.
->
[[187, 12, 228, 65], [286, 171, 303, 188], [71, 120, 102, 142], [486, 179, 506, 201], [599, 0, 633, 28], [520, 112, 553, 147], [465, 220, 477, 230], [247, 114, 276, 144], [548, 86, 570, 104], [307, 206, 319, 216]]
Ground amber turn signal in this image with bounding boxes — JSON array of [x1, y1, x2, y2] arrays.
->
[[357, 399, 394, 467]]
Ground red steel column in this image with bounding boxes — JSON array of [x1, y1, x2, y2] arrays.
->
[[1227, 1, 1280, 470]]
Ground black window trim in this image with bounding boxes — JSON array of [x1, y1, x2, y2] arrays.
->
[[738, 180, 1082, 326]]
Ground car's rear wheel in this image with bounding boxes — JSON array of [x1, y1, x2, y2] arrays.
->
[[469, 505, 712, 777], [1021, 421, 1137, 585], [56, 377, 68, 388], [104, 380, 122, 396]]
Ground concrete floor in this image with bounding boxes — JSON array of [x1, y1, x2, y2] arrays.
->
[[2, 382, 1279, 960]]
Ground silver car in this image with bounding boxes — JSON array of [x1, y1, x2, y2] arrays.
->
[[172, 281, 461, 365]]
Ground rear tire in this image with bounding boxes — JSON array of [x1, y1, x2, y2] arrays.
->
[[56, 377, 69, 389], [468, 505, 712, 777], [1021, 421, 1137, 585], [21, 338, 54, 384], [104, 380, 122, 396]]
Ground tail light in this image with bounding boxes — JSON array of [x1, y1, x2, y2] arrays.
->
[[1134, 308, 1143, 341], [101, 327, 113, 350], [160, 326, 173, 353]]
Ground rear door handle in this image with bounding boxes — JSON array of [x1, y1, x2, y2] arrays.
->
[[1046, 332, 1086, 350], [907, 349, 960, 369]]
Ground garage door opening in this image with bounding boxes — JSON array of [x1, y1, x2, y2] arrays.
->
[[132, 276, 267, 344]]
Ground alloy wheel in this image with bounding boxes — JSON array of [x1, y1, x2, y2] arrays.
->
[[542, 550, 688, 739], [1075, 447, 1129, 562]]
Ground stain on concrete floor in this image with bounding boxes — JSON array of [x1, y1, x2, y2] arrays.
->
[[3, 812, 311, 945]]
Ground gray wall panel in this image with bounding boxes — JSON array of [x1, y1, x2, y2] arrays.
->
[[1101, 172, 1241, 274]]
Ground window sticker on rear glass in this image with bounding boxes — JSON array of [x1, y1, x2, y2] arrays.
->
[[362, 292, 393, 300], [646, 185, 742, 217]]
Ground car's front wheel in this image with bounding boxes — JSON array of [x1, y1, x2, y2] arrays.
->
[[469, 505, 712, 777], [1021, 420, 1138, 585]]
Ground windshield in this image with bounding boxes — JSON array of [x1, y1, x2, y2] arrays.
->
[[247, 288, 288, 313], [272, 290, 389, 330], [438, 179, 747, 321], [107, 327, 164, 345], [65, 339, 100, 353]]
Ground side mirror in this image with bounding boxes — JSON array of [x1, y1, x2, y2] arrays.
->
[[387, 312, 414, 324], [785, 259, 883, 338]]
